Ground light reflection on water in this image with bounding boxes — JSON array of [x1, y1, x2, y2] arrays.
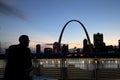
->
[[0, 58, 120, 70], [32, 58, 120, 70]]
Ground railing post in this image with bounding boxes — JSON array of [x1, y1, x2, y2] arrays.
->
[[94, 58, 99, 80]]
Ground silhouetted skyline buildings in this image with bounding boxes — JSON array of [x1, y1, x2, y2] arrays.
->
[[83, 32, 120, 53], [1, 32, 120, 58], [33, 32, 120, 54], [1, 32, 120, 54]]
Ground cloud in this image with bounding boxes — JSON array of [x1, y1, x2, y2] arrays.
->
[[0, 0, 27, 20], [45, 43, 53, 46]]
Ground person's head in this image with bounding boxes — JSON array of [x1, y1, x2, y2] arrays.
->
[[19, 35, 30, 47]]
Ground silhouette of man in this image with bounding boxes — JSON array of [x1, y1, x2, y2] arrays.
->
[[4, 35, 32, 80]]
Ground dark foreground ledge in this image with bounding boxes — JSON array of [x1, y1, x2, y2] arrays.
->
[[1, 52, 120, 59]]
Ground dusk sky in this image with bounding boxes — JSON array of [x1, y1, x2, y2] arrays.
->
[[0, 0, 120, 52]]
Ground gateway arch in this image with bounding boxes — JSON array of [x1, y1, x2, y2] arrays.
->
[[58, 20, 92, 53]]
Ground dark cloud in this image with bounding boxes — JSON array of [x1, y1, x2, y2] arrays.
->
[[0, 0, 26, 20], [45, 43, 53, 46]]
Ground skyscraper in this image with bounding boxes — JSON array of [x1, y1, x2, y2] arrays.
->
[[83, 39, 89, 52], [83, 39, 88, 48], [36, 44, 41, 53], [118, 40, 120, 52], [62, 44, 69, 53], [53, 42, 59, 53], [94, 33, 103, 47], [93, 33, 105, 52]]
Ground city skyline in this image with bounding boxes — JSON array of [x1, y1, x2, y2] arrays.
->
[[0, 0, 120, 52]]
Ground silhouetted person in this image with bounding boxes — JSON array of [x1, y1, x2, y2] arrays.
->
[[4, 35, 33, 80]]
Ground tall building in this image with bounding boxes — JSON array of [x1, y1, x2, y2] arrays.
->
[[83, 39, 88, 48], [83, 39, 89, 52], [62, 44, 69, 53], [53, 42, 59, 53], [118, 40, 120, 52], [93, 33, 105, 52], [119, 40, 120, 49], [94, 33, 103, 46], [36, 44, 41, 53]]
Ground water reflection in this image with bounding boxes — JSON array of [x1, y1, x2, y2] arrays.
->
[[32, 58, 120, 70], [99, 59, 120, 69], [0, 58, 120, 70]]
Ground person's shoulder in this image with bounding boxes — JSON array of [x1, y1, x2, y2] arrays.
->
[[27, 48, 31, 52], [9, 44, 19, 49]]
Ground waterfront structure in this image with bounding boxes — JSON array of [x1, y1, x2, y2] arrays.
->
[[1, 58, 120, 80]]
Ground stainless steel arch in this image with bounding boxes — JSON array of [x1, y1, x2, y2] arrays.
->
[[58, 20, 92, 53]]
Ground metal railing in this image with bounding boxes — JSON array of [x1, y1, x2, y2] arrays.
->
[[0, 58, 120, 80]]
